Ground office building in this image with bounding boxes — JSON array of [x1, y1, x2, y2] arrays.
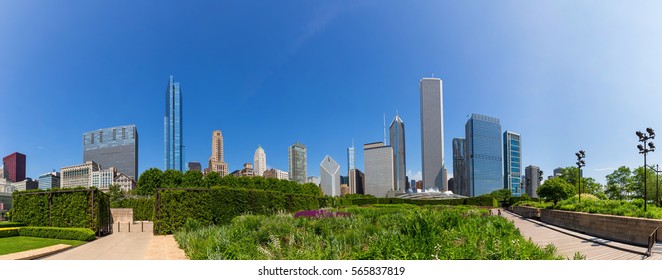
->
[[448, 178, 455, 193], [504, 131, 522, 196], [288, 142, 307, 184], [306, 176, 320, 185], [164, 75, 184, 171], [390, 114, 406, 192], [254, 145, 266, 177], [347, 141, 355, 174], [452, 138, 468, 196], [61, 161, 101, 188], [12, 178, 38, 192], [553, 167, 564, 177], [239, 163, 254, 177], [320, 155, 340, 197], [38, 172, 60, 190], [2, 152, 26, 183], [114, 172, 136, 192], [91, 167, 116, 190], [264, 168, 289, 180], [0, 164, 4, 180], [420, 78, 445, 191], [340, 184, 350, 196], [525, 165, 543, 198], [349, 168, 365, 195], [83, 124, 138, 180], [364, 142, 394, 197], [188, 162, 202, 172], [465, 114, 502, 197], [207, 130, 228, 176]]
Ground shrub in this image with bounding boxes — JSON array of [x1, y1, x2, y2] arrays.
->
[[0, 222, 25, 228], [18, 227, 96, 241], [111, 196, 155, 221], [0, 228, 19, 238]]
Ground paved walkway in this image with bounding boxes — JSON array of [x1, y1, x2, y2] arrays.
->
[[496, 209, 662, 260], [41, 222, 187, 260]]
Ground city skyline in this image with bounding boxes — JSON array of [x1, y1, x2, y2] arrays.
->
[[3, 2, 662, 186]]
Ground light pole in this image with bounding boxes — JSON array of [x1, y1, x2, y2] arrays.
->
[[575, 150, 586, 203], [637, 128, 655, 212]]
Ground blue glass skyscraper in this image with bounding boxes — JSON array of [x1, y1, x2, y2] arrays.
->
[[503, 131, 522, 196], [465, 114, 502, 197], [164, 75, 183, 171]]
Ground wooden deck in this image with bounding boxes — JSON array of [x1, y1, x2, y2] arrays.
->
[[498, 209, 662, 260]]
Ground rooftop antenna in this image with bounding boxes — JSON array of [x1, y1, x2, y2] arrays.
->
[[383, 113, 386, 144]]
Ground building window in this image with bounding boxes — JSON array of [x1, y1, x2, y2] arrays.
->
[[91, 133, 95, 144], [122, 128, 126, 139], [113, 129, 117, 141], [100, 131, 103, 143]]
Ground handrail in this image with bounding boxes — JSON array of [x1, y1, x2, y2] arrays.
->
[[646, 226, 659, 257]]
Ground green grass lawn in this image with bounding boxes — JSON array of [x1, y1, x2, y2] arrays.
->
[[0, 236, 86, 256]]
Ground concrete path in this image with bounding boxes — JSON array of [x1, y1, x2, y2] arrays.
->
[[496, 209, 662, 260], [41, 222, 186, 260]]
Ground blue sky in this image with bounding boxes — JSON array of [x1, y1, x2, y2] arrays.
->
[[2, 1, 662, 185]]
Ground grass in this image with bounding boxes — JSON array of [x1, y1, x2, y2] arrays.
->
[[0, 236, 86, 256], [175, 204, 564, 260], [517, 195, 662, 219]]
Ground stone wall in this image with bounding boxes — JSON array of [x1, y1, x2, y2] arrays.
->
[[111, 208, 133, 224], [509, 206, 662, 246], [508, 206, 540, 218]]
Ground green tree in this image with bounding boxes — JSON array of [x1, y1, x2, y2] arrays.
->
[[204, 172, 223, 187], [559, 166, 603, 197], [537, 177, 574, 205], [604, 166, 632, 200], [632, 166, 658, 204], [136, 168, 163, 196], [162, 169, 184, 188], [182, 170, 205, 188], [489, 188, 512, 206], [108, 184, 125, 205]]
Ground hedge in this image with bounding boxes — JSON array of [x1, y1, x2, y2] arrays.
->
[[111, 197, 155, 221], [154, 186, 320, 234], [0, 228, 19, 238], [0, 222, 26, 228], [18, 227, 96, 241], [11, 188, 111, 235]]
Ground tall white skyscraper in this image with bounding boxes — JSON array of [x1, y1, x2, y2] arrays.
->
[[254, 145, 266, 177], [390, 114, 406, 192], [320, 155, 340, 197], [347, 140, 355, 174], [420, 78, 445, 191], [364, 142, 394, 197]]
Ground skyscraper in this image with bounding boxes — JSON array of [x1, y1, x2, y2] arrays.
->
[[208, 130, 228, 176], [38, 172, 60, 190], [164, 75, 183, 171], [254, 145, 266, 177], [347, 141, 355, 174], [390, 114, 406, 192], [452, 138, 467, 196], [420, 78, 445, 191], [188, 162, 202, 172], [320, 155, 340, 197], [465, 114, 503, 197], [364, 142, 394, 197], [2, 152, 26, 183], [504, 131, 522, 196], [83, 124, 138, 180], [288, 142, 307, 184], [525, 165, 543, 198]]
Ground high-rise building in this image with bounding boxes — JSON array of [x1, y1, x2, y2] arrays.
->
[[452, 138, 468, 196], [83, 124, 138, 180], [91, 167, 117, 190], [288, 142, 307, 184], [349, 168, 365, 194], [264, 168, 289, 180], [38, 172, 60, 190], [207, 130, 228, 176], [420, 78, 445, 191], [188, 162, 202, 172], [12, 178, 38, 192], [347, 142, 355, 174], [60, 161, 101, 188], [553, 167, 564, 177], [364, 142, 394, 197], [2, 152, 26, 183], [164, 75, 184, 171], [390, 114, 406, 192], [525, 165, 543, 198], [320, 155, 340, 197], [465, 114, 502, 197], [504, 131, 522, 197], [448, 178, 455, 193], [306, 176, 320, 185], [254, 145, 266, 177]]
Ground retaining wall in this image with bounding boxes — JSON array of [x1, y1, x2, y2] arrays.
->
[[111, 208, 133, 224]]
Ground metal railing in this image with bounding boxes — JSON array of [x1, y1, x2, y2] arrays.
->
[[646, 226, 659, 257]]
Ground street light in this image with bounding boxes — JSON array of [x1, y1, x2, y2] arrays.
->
[[637, 128, 655, 212], [576, 150, 586, 203]]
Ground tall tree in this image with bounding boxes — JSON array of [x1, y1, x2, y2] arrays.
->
[[162, 169, 183, 188], [632, 166, 658, 203], [560, 166, 604, 197], [604, 166, 632, 200], [136, 168, 163, 196], [182, 170, 205, 188], [204, 172, 222, 187], [537, 177, 574, 205]]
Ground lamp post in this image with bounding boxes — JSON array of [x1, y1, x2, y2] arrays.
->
[[575, 150, 586, 203], [647, 164, 661, 207], [637, 128, 655, 212]]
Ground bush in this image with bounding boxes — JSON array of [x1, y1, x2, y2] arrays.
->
[[18, 227, 96, 241], [0, 228, 19, 238], [0, 222, 25, 228], [111, 196, 155, 221]]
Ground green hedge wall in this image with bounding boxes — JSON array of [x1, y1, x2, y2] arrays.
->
[[111, 197, 155, 221], [0, 228, 19, 238], [0, 222, 25, 228], [154, 187, 320, 234], [11, 189, 111, 235], [18, 227, 96, 241]]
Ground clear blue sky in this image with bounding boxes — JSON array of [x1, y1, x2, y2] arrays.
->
[[2, 1, 662, 185]]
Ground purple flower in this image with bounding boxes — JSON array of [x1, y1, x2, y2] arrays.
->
[[294, 209, 351, 219]]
